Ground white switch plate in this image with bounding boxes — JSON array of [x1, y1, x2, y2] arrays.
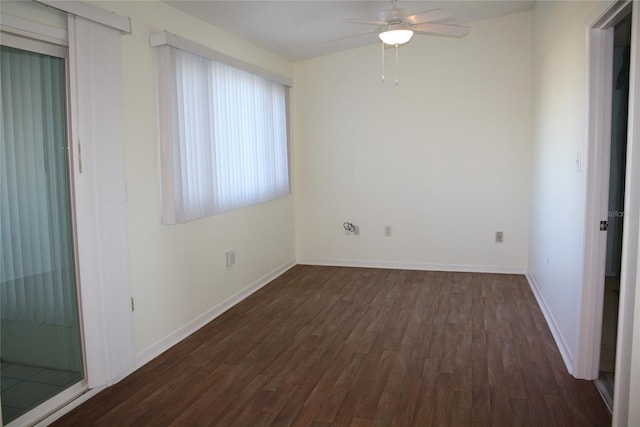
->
[[226, 250, 235, 267]]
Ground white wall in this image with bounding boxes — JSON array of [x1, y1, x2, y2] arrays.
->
[[292, 11, 532, 273], [528, 0, 610, 373], [91, 1, 295, 358]]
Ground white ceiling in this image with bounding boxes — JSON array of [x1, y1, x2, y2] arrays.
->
[[165, 1, 534, 61]]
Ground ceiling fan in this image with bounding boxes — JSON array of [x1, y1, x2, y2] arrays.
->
[[343, 0, 470, 46], [341, 1, 469, 85]]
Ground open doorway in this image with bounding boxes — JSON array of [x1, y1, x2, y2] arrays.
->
[[595, 11, 631, 412]]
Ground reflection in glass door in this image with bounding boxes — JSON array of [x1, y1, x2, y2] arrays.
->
[[1, 44, 84, 424]]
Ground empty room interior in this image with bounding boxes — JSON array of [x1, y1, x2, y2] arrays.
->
[[1, 0, 640, 426]]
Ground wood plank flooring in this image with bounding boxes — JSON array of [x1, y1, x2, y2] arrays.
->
[[52, 265, 611, 426]]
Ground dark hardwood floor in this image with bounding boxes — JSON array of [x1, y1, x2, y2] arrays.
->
[[52, 265, 611, 426]]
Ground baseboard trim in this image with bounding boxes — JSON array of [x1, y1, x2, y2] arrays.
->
[[134, 259, 296, 370], [296, 257, 527, 275], [525, 271, 575, 374], [39, 260, 296, 426]]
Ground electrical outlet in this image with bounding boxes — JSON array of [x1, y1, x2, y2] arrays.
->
[[495, 232, 503, 243], [384, 226, 392, 237], [226, 250, 236, 267]]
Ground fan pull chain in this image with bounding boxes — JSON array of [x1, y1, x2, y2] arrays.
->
[[381, 41, 385, 83], [395, 44, 399, 86], [380, 42, 401, 86]]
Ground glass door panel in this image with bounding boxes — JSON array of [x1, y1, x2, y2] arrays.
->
[[1, 45, 84, 424]]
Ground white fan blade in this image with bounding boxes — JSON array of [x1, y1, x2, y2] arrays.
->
[[343, 19, 386, 26], [406, 9, 453, 25], [413, 23, 469, 38]]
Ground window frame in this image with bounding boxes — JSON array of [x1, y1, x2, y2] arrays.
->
[[152, 32, 292, 224]]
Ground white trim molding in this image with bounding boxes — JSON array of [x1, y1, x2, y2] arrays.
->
[[577, 21, 615, 381], [149, 31, 292, 87], [33, 386, 105, 427], [34, 259, 295, 426], [579, 1, 639, 425], [297, 258, 527, 275], [525, 272, 575, 375], [34, 0, 131, 33], [0, 12, 68, 46], [134, 260, 296, 370], [0, 31, 67, 57], [9, 382, 88, 427], [613, 2, 640, 426]]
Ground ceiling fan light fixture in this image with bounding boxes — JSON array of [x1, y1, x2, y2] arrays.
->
[[378, 28, 414, 45]]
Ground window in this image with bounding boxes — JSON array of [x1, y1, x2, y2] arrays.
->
[[155, 35, 290, 223]]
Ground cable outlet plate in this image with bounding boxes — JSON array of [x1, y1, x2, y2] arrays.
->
[[495, 232, 503, 243]]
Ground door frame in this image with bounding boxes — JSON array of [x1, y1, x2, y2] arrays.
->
[[1, 6, 134, 425], [0, 31, 89, 427], [580, 1, 639, 426]]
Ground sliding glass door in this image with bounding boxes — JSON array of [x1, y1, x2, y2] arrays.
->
[[1, 44, 84, 424]]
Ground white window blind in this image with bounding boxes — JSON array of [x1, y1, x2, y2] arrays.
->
[[69, 15, 133, 387], [155, 37, 290, 224]]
